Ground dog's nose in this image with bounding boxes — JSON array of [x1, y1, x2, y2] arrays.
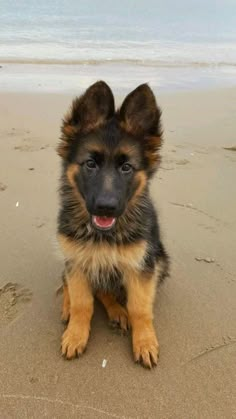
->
[[94, 195, 118, 214]]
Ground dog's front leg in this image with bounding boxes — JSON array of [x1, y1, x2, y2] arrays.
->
[[126, 272, 159, 368], [61, 269, 94, 359]]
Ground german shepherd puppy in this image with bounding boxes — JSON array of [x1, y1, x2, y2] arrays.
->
[[57, 81, 169, 368]]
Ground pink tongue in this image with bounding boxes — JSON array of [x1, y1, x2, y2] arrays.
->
[[93, 216, 115, 228]]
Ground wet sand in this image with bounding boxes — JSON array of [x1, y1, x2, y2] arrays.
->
[[0, 87, 235, 418]]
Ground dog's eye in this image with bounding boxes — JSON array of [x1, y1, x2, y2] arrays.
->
[[86, 159, 97, 169], [121, 163, 132, 173]]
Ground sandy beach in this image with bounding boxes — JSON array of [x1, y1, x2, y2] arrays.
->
[[0, 87, 235, 418]]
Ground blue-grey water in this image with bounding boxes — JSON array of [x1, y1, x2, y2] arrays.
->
[[1, 0, 236, 92]]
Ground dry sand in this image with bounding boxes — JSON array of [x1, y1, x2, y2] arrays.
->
[[0, 87, 235, 418]]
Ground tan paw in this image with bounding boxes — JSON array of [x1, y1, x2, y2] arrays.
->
[[108, 304, 130, 332], [133, 334, 159, 368], [61, 326, 89, 359]]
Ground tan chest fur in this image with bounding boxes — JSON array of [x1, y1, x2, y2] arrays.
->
[[58, 234, 147, 278]]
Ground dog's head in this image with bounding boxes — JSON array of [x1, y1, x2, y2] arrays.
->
[[58, 81, 162, 231]]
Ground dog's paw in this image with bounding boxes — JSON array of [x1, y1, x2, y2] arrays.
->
[[61, 326, 89, 359], [133, 334, 159, 368], [108, 304, 130, 332]]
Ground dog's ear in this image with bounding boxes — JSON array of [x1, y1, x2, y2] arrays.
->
[[119, 84, 161, 136], [58, 81, 115, 158], [119, 84, 163, 175]]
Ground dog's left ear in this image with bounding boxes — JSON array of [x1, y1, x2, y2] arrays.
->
[[119, 84, 162, 174], [119, 84, 161, 136]]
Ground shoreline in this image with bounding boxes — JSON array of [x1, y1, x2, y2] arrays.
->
[[1, 58, 236, 67], [1, 62, 236, 95]]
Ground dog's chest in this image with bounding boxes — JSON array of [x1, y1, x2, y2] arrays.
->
[[59, 234, 147, 286]]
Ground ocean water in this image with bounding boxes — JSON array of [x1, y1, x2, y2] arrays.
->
[[1, 0, 236, 92]]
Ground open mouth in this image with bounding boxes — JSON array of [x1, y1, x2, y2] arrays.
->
[[92, 215, 116, 231]]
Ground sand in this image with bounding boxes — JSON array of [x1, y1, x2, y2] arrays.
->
[[0, 87, 235, 418]]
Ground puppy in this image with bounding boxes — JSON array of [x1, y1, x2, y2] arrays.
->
[[57, 81, 169, 368]]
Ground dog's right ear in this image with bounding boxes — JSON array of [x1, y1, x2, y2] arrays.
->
[[58, 81, 115, 158]]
